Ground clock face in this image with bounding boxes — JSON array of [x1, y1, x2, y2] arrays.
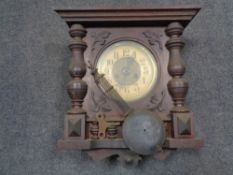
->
[[96, 40, 158, 102]]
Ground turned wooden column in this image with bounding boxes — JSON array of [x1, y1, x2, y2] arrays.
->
[[67, 24, 88, 114], [165, 22, 189, 113], [165, 22, 196, 138]]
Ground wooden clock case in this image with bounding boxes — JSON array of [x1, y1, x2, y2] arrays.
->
[[55, 6, 204, 161]]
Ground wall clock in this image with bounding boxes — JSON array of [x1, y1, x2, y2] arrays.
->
[[55, 6, 203, 166]]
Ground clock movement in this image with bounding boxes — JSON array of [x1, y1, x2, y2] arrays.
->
[[55, 6, 203, 165]]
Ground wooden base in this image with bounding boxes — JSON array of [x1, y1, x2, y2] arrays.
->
[[165, 138, 204, 148], [57, 138, 127, 150], [58, 137, 203, 150]]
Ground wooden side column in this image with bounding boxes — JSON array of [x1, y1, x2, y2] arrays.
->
[[67, 24, 87, 114], [64, 24, 87, 140], [165, 22, 194, 138], [165, 22, 188, 113]]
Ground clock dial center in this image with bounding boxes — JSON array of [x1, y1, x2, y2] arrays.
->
[[112, 57, 141, 86]]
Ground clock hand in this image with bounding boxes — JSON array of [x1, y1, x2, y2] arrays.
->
[[92, 70, 132, 116]]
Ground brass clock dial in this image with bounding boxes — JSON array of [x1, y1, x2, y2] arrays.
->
[[96, 40, 158, 102]]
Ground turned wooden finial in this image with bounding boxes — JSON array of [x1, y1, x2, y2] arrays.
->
[[67, 24, 88, 114], [165, 22, 189, 113]]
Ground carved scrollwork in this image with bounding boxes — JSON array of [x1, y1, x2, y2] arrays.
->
[[87, 60, 97, 76], [143, 31, 163, 51], [146, 90, 166, 112], [91, 31, 111, 51], [90, 91, 112, 113]]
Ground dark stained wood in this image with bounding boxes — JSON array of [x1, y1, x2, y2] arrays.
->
[[55, 6, 201, 27], [67, 24, 88, 114], [165, 22, 188, 113], [57, 139, 127, 150], [62, 24, 89, 141], [165, 137, 204, 148], [165, 22, 201, 140], [55, 7, 203, 162]]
